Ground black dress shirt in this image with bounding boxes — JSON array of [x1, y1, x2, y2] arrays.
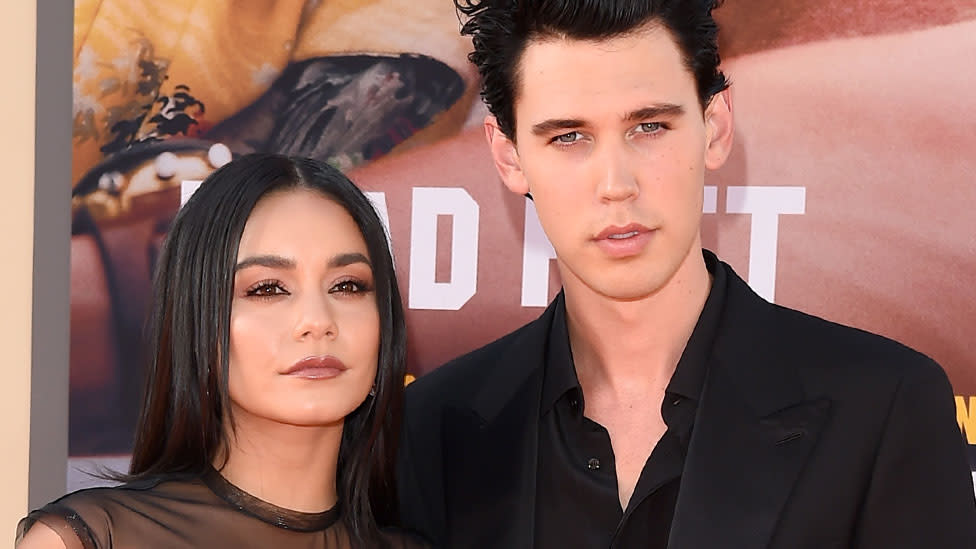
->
[[535, 251, 727, 548]]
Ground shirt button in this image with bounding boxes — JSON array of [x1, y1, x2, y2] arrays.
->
[[570, 398, 580, 409], [587, 458, 601, 471]]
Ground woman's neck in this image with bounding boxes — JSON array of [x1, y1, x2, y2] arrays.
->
[[214, 407, 344, 513]]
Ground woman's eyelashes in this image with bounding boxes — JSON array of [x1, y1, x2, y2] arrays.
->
[[245, 279, 289, 299], [240, 277, 374, 300], [329, 277, 374, 296]]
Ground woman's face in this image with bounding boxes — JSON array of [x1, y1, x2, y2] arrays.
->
[[227, 187, 380, 428]]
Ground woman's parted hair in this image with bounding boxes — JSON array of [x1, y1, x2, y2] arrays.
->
[[128, 153, 406, 543], [455, 0, 729, 139]]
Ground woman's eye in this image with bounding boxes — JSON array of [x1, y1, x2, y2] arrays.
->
[[553, 131, 582, 144], [246, 282, 288, 298], [330, 279, 371, 295]]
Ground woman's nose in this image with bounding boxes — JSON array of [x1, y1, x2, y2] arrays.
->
[[293, 292, 337, 341]]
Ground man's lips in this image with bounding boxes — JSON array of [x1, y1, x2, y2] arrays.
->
[[594, 223, 651, 241], [282, 355, 348, 379], [593, 224, 654, 258]]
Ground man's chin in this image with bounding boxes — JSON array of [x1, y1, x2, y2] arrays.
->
[[575, 271, 673, 304]]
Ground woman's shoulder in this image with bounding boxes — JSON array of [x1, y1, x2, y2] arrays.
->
[[17, 473, 208, 549], [42, 472, 207, 516]]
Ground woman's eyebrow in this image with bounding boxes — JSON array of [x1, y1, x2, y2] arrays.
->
[[329, 252, 371, 269], [235, 254, 295, 272]]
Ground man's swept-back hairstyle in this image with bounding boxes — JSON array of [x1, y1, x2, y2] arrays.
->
[[127, 153, 406, 545], [455, 0, 729, 139]]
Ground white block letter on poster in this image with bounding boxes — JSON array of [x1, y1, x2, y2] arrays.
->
[[521, 198, 556, 307], [364, 191, 394, 262], [409, 187, 479, 310], [181, 180, 203, 206], [726, 186, 806, 302]]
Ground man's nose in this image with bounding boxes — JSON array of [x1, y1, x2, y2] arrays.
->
[[596, 143, 639, 202]]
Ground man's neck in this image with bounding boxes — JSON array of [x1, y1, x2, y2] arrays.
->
[[563, 248, 712, 396]]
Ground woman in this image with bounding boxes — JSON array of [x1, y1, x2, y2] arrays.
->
[[18, 154, 424, 548]]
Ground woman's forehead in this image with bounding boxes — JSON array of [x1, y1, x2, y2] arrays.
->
[[238, 188, 367, 257]]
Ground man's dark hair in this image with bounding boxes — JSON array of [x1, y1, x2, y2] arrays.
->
[[455, 0, 729, 139]]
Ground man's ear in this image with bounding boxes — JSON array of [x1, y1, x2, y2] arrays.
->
[[484, 115, 530, 196], [703, 88, 734, 170]]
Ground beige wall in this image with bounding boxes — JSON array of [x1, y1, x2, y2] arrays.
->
[[0, 0, 37, 542]]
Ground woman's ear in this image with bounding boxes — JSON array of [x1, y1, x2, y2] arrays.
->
[[703, 88, 735, 170], [484, 116, 530, 196]]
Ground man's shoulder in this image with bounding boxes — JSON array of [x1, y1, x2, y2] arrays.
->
[[717, 255, 935, 378], [762, 300, 944, 384]]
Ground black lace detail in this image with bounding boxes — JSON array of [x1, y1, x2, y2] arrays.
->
[[202, 467, 341, 532]]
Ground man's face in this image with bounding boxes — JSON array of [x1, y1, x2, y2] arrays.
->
[[488, 23, 732, 302]]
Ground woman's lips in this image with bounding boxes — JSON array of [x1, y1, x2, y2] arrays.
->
[[283, 355, 348, 379]]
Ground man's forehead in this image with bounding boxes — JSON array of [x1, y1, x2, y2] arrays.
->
[[519, 20, 675, 63], [513, 25, 696, 124]]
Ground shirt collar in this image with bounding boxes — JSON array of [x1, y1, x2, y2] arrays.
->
[[665, 248, 726, 401], [541, 291, 578, 416], [541, 248, 728, 416]]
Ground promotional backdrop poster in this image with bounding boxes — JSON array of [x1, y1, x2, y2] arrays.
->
[[68, 0, 976, 490]]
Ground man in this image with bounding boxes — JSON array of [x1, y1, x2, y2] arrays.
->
[[396, 1, 976, 547]]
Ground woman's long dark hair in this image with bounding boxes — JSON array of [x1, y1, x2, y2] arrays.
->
[[127, 153, 406, 544]]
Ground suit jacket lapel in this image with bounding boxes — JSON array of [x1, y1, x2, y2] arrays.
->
[[436, 265, 832, 548], [440, 297, 560, 548], [670, 362, 830, 548], [669, 266, 832, 549]]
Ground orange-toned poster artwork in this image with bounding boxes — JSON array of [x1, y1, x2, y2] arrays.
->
[[69, 0, 975, 482]]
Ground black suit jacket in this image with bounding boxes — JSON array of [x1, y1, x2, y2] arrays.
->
[[398, 258, 976, 548]]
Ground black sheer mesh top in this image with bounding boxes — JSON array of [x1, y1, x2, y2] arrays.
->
[[16, 468, 428, 548]]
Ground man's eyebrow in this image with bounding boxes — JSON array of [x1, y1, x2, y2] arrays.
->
[[625, 104, 685, 122], [235, 254, 294, 272], [530, 118, 586, 136], [328, 252, 371, 269], [529, 104, 686, 136]]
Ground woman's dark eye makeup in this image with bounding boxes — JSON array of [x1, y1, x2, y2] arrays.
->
[[245, 280, 288, 298], [330, 278, 374, 295], [241, 276, 374, 299]]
